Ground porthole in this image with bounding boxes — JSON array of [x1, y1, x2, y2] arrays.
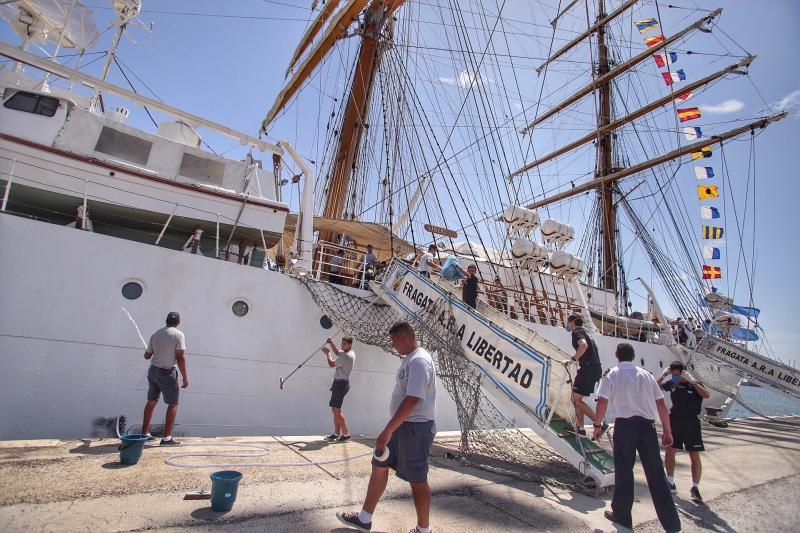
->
[[320, 315, 333, 329], [122, 281, 143, 300], [232, 300, 249, 317]]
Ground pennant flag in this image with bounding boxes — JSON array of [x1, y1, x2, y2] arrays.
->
[[703, 245, 721, 259], [702, 225, 724, 239], [698, 185, 719, 199], [674, 91, 693, 104], [702, 265, 722, 279], [677, 107, 701, 122], [684, 126, 702, 140], [731, 304, 761, 319], [662, 69, 687, 86], [644, 35, 665, 47], [696, 295, 761, 319], [730, 327, 759, 342], [701, 206, 721, 219], [691, 146, 713, 160], [653, 51, 678, 68], [636, 18, 660, 34], [694, 166, 714, 179]]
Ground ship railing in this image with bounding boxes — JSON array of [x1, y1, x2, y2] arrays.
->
[[313, 240, 377, 290], [0, 153, 279, 268]]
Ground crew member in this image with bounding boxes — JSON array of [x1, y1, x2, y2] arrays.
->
[[418, 244, 439, 278], [323, 336, 355, 442], [594, 343, 681, 533], [459, 264, 480, 309], [658, 361, 710, 502], [141, 312, 188, 445], [337, 321, 437, 533], [566, 314, 605, 436]]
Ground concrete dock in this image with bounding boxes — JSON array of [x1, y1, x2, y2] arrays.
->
[[1, 416, 798, 532]]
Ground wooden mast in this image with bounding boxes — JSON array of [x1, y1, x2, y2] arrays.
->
[[320, 0, 404, 242], [596, 0, 618, 299]]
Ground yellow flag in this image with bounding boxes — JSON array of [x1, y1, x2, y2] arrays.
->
[[691, 146, 713, 160], [697, 185, 719, 199]]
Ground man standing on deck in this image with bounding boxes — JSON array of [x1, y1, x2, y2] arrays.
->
[[658, 361, 710, 502], [459, 264, 480, 309], [594, 343, 681, 533], [323, 336, 355, 442], [418, 244, 439, 278], [141, 312, 188, 445], [566, 313, 606, 436], [337, 321, 437, 533]]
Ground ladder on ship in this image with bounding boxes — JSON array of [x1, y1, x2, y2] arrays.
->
[[372, 260, 615, 488]]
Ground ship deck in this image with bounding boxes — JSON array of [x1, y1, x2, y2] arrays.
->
[[1, 416, 798, 532]]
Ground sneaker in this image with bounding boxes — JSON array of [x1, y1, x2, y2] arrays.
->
[[408, 528, 433, 533], [160, 438, 181, 446], [144, 434, 157, 442], [575, 428, 587, 437], [604, 510, 631, 529], [690, 486, 703, 502], [336, 434, 352, 442], [667, 480, 677, 493], [336, 511, 371, 532], [324, 434, 339, 441]]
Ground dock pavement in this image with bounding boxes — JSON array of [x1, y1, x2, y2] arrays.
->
[[0, 416, 798, 532]]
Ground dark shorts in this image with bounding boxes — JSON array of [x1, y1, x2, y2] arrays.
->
[[147, 365, 179, 405], [420, 271, 431, 278], [572, 365, 602, 396], [670, 414, 704, 451], [372, 420, 435, 483], [329, 379, 350, 409]]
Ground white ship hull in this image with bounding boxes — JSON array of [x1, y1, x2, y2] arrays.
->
[[0, 213, 459, 439]]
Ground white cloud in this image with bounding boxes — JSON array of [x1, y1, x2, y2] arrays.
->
[[700, 99, 745, 114], [773, 89, 800, 118], [438, 70, 492, 89]]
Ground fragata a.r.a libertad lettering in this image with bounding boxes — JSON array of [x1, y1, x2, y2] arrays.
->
[[400, 280, 535, 389], [716, 345, 800, 389]]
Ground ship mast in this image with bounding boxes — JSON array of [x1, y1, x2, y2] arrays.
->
[[320, 0, 404, 242], [595, 0, 618, 299]]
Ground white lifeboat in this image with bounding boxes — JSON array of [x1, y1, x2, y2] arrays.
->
[[541, 219, 575, 247]]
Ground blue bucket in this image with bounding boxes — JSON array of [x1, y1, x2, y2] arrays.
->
[[210, 470, 243, 512], [118, 434, 148, 465]]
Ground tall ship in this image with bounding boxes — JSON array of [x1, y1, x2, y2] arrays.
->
[[1, 0, 797, 488]]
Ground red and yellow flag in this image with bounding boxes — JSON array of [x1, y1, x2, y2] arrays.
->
[[702, 265, 722, 279], [644, 35, 665, 47], [677, 107, 701, 122]]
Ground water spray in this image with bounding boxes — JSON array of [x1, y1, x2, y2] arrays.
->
[[122, 307, 147, 348]]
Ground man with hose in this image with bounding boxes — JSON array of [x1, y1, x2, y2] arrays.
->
[[141, 312, 188, 445], [323, 336, 355, 442], [337, 321, 437, 533]]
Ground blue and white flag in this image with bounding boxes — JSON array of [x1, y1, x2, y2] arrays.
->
[[684, 126, 702, 140], [702, 245, 721, 259], [694, 166, 714, 179], [701, 206, 720, 219]]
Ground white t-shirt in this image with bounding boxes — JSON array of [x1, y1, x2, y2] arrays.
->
[[419, 252, 435, 273], [596, 361, 663, 420], [334, 350, 355, 380], [390, 347, 436, 422], [146, 326, 186, 369]]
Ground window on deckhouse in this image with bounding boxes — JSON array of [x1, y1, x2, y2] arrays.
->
[[3, 91, 60, 117]]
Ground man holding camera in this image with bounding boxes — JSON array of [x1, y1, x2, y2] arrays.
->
[[658, 361, 711, 502]]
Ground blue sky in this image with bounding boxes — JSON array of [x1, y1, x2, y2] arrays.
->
[[2, 0, 797, 365]]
